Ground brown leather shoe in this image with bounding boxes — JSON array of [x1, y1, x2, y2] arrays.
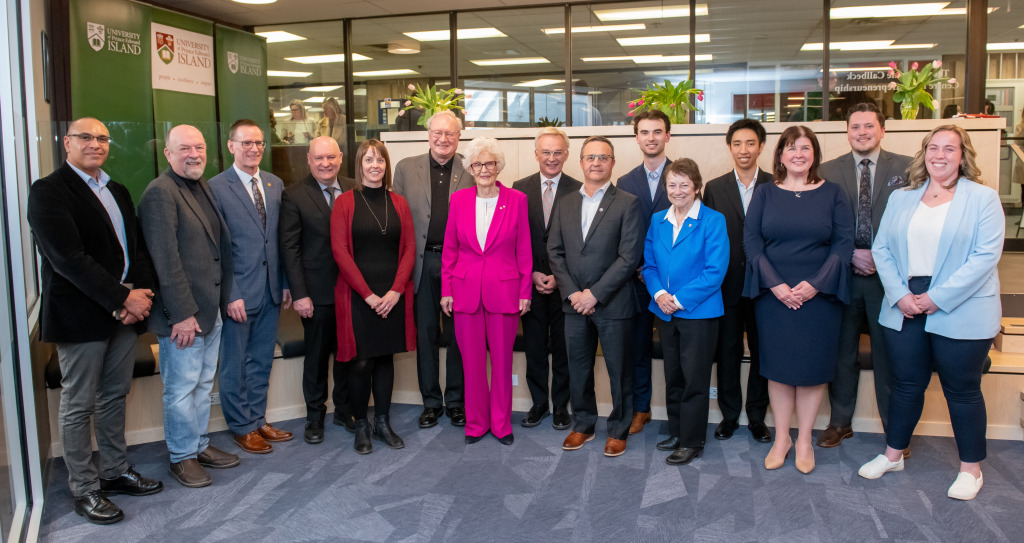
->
[[902, 447, 912, 459], [168, 458, 211, 488], [234, 430, 272, 454], [257, 423, 293, 442], [197, 445, 240, 468], [628, 411, 652, 435], [562, 431, 595, 450], [815, 425, 853, 448], [604, 437, 627, 457]]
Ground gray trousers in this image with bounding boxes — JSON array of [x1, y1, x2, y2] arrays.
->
[[55, 324, 137, 497]]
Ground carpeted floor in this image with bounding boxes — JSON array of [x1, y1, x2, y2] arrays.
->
[[38, 404, 1024, 542]]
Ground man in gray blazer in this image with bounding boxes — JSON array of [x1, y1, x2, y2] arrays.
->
[[208, 119, 292, 455], [818, 102, 912, 450], [139, 124, 238, 488], [392, 110, 471, 429], [548, 136, 643, 458]]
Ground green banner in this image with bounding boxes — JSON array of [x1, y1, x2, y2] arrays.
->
[[215, 25, 271, 171]]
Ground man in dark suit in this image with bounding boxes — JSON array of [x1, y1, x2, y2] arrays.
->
[[392, 110, 471, 429], [702, 119, 773, 444], [548, 136, 643, 457], [28, 117, 163, 524], [139, 124, 238, 489], [818, 102, 913, 450], [512, 127, 582, 430], [279, 136, 358, 444], [208, 119, 293, 454], [615, 110, 672, 436]]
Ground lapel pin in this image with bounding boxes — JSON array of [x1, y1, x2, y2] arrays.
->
[[599, 208, 604, 212]]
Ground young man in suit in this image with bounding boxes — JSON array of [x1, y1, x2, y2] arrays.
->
[[279, 136, 357, 444], [208, 119, 293, 455], [392, 110, 472, 429], [512, 127, 581, 430], [615, 110, 672, 436], [548, 136, 643, 457], [818, 102, 913, 450], [702, 119, 774, 443], [28, 117, 163, 524]]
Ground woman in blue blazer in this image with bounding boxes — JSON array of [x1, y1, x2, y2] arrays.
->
[[858, 125, 1004, 501], [642, 159, 729, 465]]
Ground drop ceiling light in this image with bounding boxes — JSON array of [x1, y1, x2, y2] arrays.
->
[[594, 4, 708, 21], [617, 34, 710, 46], [233, 0, 276, 4], [801, 41, 935, 51], [514, 79, 563, 87], [404, 28, 506, 42], [353, 69, 419, 77], [830, 3, 948, 18], [470, 57, 550, 66], [303, 97, 325, 103], [388, 40, 420, 54], [988, 42, 1024, 50], [255, 31, 305, 43], [542, 24, 645, 35], [267, 70, 312, 77], [301, 85, 342, 92], [285, 53, 371, 64], [581, 54, 712, 63], [829, 66, 892, 72]]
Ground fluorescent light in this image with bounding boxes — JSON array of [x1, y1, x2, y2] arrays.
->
[[256, 31, 305, 43], [353, 88, 367, 96], [940, 7, 997, 15], [301, 85, 342, 92], [580, 56, 635, 62], [988, 42, 1024, 50], [582, 54, 711, 63], [353, 69, 419, 77], [617, 34, 710, 46], [514, 79, 563, 87], [354, 119, 367, 123], [542, 24, 645, 35], [233, 0, 276, 4], [267, 70, 312, 77], [829, 66, 891, 72], [595, 4, 708, 22], [404, 28, 506, 42], [285, 53, 371, 64], [303, 97, 325, 103], [802, 41, 935, 51], [470, 57, 550, 66], [830, 3, 948, 19], [273, 112, 290, 118]]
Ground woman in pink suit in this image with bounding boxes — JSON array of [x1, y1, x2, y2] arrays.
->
[[441, 137, 532, 445]]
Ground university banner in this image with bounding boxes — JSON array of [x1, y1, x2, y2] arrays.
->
[[215, 25, 271, 171]]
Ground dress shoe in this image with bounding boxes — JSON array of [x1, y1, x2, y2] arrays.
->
[[657, 436, 681, 451], [903, 447, 912, 459], [447, 407, 466, 427], [497, 433, 515, 446], [257, 423, 293, 442], [666, 447, 704, 466], [628, 411, 652, 435], [418, 407, 441, 428], [748, 421, 772, 443], [100, 466, 163, 496], [764, 440, 792, 470], [373, 415, 405, 449], [234, 430, 272, 454], [168, 458, 211, 488], [74, 490, 124, 525], [304, 421, 325, 444], [197, 445, 240, 469], [858, 454, 904, 480], [604, 437, 627, 457], [816, 425, 853, 448], [562, 431, 594, 450], [521, 405, 550, 428], [353, 419, 373, 454], [552, 406, 572, 430], [795, 447, 815, 474], [714, 419, 739, 440], [947, 472, 983, 500], [465, 434, 484, 444], [332, 412, 356, 433]]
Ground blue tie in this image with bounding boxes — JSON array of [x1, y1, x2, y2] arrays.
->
[[648, 170, 659, 200]]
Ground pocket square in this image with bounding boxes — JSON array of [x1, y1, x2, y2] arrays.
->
[[887, 175, 907, 187]]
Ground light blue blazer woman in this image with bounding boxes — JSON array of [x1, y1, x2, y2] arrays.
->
[[872, 177, 1004, 340], [642, 201, 730, 321]]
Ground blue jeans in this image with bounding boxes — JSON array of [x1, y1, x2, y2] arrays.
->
[[159, 315, 222, 463]]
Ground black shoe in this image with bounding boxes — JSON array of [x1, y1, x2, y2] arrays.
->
[[657, 436, 681, 451], [332, 413, 356, 433], [552, 406, 572, 430], [354, 419, 373, 454], [418, 407, 441, 428], [99, 466, 163, 496], [373, 415, 405, 449], [714, 419, 739, 440], [305, 421, 325, 444], [497, 433, 514, 446], [748, 421, 772, 443], [447, 407, 466, 427], [666, 447, 704, 465], [74, 490, 124, 525], [465, 434, 484, 444], [521, 405, 550, 428]]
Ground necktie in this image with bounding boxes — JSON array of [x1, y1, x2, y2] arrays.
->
[[325, 186, 337, 209], [251, 178, 267, 229], [856, 158, 872, 249], [543, 180, 554, 227], [648, 170, 659, 201]]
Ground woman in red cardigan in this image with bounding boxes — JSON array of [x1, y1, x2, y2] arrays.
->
[[331, 139, 416, 454]]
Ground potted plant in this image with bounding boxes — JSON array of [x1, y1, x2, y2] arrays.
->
[[400, 83, 465, 127], [888, 60, 957, 120], [627, 79, 704, 124]]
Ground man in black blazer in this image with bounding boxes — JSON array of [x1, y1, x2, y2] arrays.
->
[[702, 119, 773, 444], [818, 102, 913, 450], [512, 128, 582, 430], [27, 118, 162, 524], [280, 136, 357, 444], [548, 136, 643, 457]]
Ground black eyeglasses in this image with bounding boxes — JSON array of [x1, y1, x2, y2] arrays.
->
[[232, 140, 268, 150], [470, 161, 498, 172], [68, 133, 111, 144]]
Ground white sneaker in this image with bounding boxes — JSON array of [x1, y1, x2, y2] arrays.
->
[[858, 454, 905, 479], [947, 472, 983, 500]]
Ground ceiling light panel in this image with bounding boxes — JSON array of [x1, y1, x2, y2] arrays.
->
[[514, 79, 563, 87], [470, 57, 550, 66], [301, 85, 342, 92], [353, 69, 419, 77], [255, 31, 306, 43], [267, 70, 312, 77], [594, 4, 708, 22], [285, 53, 371, 64], [404, 28, 506, 42], [617, 34, 710, 46], [542, 24, 645, 35]]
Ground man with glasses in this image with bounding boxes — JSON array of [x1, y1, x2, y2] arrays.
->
[[512, 127, 581, 430], [548, 136, 643, 457], [208, 119, 293, 455], [393, 110, 471, 429], [29, 117, 163, 524]]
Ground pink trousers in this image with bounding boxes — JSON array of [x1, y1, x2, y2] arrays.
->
[[454, 308, 519, 439]]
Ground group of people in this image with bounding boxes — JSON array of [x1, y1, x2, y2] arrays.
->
[[29, 101, 1003, 526]]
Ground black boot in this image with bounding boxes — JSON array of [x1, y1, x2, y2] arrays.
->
[[353, 419, 373, 454], [373, 415, 405, 449]]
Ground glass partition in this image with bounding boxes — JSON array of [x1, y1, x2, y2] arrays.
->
[[988, 0, 1024, 241]]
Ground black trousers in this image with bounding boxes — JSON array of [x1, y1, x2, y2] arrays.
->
[[715, 298, 768, 423], [564, 313, 633, 439], [414, 251, 464, 409], [301, 304, 350, 423], [522, 288, 570, 410], [661, 317, 718, 448]]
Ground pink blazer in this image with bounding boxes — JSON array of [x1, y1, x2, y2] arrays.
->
[[441, 182, 532, 314]]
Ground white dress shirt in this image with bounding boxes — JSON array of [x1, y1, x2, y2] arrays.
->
[[907, 200, 950, 277], [652, 201, 702, 309], [233, 164, 267, 208], [476, 195, 499, 249], [735, 167, 759, 214], [579, 181, 611, 241]]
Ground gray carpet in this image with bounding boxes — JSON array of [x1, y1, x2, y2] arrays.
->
[[38, 404, 1024, 542]]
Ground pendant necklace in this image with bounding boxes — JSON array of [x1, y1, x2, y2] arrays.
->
[[359, 189, 389, 235]]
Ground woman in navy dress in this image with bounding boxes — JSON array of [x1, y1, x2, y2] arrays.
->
[[743, 126, 854, 474]]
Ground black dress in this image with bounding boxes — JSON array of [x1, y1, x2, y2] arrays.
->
[[743, 182, 854, 386], [350, 186, 406, 359]]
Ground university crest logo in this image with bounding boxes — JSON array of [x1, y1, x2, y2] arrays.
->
[[156, 32, 175, 65], [227, 51, 239, 74], [87, 22, 105, 52]]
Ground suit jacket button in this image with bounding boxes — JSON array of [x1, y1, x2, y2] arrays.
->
[[263, 261, 267, 266], [215, 281, 221, 286], [215, 257, 220, 261]]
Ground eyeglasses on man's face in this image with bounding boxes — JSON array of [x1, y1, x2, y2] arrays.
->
[[540, 150, 566, 159], [68, 133, 111, 144], [430, 130, 459, 139], [582, 154, 613, 163], [470, 161, 498, 172], [232, 140, 268, 150]]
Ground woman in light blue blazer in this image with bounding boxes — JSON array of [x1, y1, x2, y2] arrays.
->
[[642, 159, 729, 466], [858, 125, 1004, 501]]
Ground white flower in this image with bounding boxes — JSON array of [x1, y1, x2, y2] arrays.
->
[[407, 84, 415, 91], [933, 60, 942, 69]]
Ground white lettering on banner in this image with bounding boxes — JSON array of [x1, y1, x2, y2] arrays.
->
[[151, 22, 215, 96], [87, 21, 142, 56]]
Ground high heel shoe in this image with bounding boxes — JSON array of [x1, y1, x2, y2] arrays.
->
[[764, 441, 791, 470], [795, 447, 815, 474]]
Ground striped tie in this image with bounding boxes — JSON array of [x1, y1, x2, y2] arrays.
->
[[543, 180, 554, 227]]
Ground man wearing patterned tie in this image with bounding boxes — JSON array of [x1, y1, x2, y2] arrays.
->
[[209, 119, 293, 454], [819, 102, 912, 450]]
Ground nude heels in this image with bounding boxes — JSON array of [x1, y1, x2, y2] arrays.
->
[[764, 440, 791, 470], [795, 447, 815, 474]]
